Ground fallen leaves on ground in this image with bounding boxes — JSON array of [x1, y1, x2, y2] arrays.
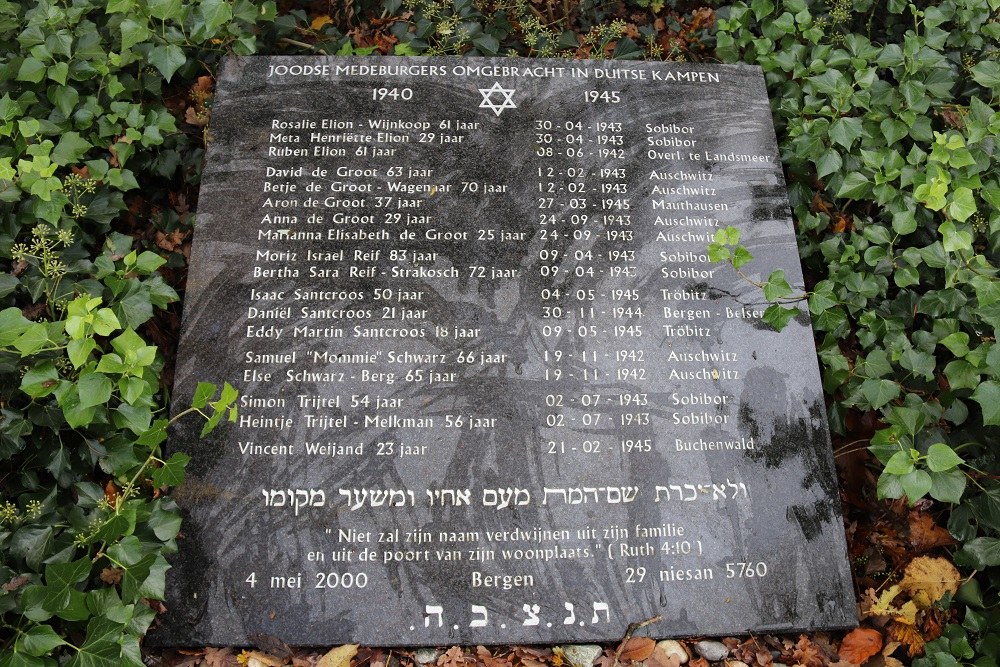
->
[[618, 637, 655, 662], [440, 646, 475, 667], [477, 646, 512, 667], [838, 628, 883, 665], [907, 511, 955, 552], [318, 645, 358, 667], [240, 651, 285, 667], [900, 556, 961, 605], [887, 622, 926, 657], [865, 585, 916, 625], [791, 635, 826, 667], [310, 14, 333, 30], [204, 647, 238, 667]]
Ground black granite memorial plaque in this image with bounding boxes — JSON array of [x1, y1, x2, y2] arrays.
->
[[157, 56, 856, 646]]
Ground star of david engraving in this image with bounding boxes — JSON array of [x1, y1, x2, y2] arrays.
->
[[478, 82, 517, 116]]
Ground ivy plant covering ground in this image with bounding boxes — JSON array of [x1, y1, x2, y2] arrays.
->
[[0, 0, 998, 666]]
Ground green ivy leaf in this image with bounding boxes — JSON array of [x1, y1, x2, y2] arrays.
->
[[943, 360, 980, 390], [17, 57, 46, 83], [899, 469, 932, 503], [51, 132, 93, 166], [762, 304, 797, 331], [731, 246, 753, 268], [927, 443, 964, 472], [815, 148, 842, 179], [762, 269, 792, 301], [67, 339, 98, 369], [972, 380, 1000, 425], [876, 471, 904, 500], [47, 61, 69, 86], [105, 537, 154, 604], [133, 251, 166, 273], [927, 469, 966, 503], [939, 220, 973, 252], [13, 323, 51, 356], [198, 0, 234, 34], [66, 639, 121, 667], [894, 266, 919, 288], [149, 501, 182, 541], [148, 45, 186, 82], [707, 243, 730, 262], [939, 332, 970, 357], [836, 172, 871, 199], [829, 116, 864, 149], [77, 372, 113, 409], [884, 450, 915, 475], [115, 403, 152, 434], [954, 537, 1000, 569], [15, 623, 68, 656], [20, 361, 60, 398], [118, 376, 147, 405], [38, 558, 92, 616], [971, 61, 1000, 92], [151, 452, 190, 488], [900, 348, 935, 380], [119, 18, 150, 51], [148, 0, 183, 20], [192, 381, 217, 409], [880, 118, 908, 146], [861, 377, 900, 409], [473, 34, 500, 55], [947, 187, 977, 223]]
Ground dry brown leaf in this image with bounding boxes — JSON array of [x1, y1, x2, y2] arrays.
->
[[155, 229, 188, 252], [941, 108, 964, 129], [645, 652, 680, 667], [104, 480, 120, 504], [2, 574, 30, 592], [185, 106, 210, 127], [246, 651, 286, 667], [514, 646, 553, 667], [477, 646, 512, 667], [792, 635, 825, 667], [880, 642, 906, 667], [170, 656, 203, 667], [99, 567, 123, 585], [318, 645, 358, 667], [204, 647, 236, 667], [920, 609, 944, 641], [688, 658, 709, 667], [838, 628, 883, 665], [440, 647, 472, 667], [887, 622, 925, 657], [311, 14, 334, 30], [619, 637, 656, 662], [908, 511, 954, 552], [192, 75, 213, 95], [899, 556, 961, 604]]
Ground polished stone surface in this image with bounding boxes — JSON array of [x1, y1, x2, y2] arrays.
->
[[154, 56, 855, 646]]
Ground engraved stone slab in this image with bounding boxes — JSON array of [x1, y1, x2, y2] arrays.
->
[[156, 56, 856, 646]]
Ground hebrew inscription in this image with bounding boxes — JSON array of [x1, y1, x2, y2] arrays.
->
[[158, 56, 856, 646]]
